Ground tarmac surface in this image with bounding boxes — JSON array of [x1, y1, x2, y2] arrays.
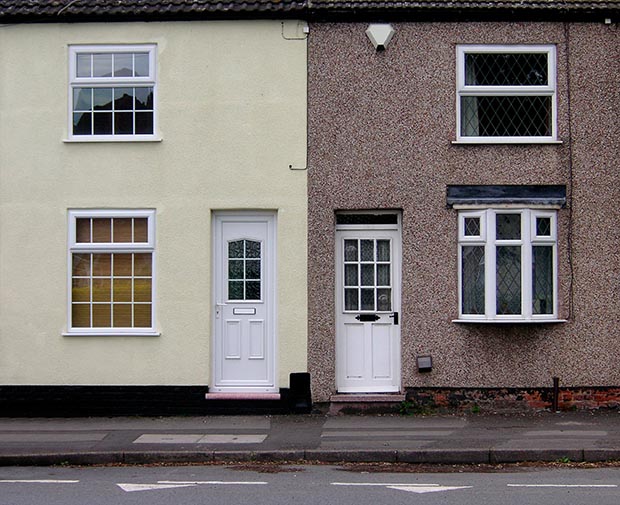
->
[[0, 411, 619, 466]]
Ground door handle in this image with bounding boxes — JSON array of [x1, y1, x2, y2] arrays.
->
[[215, 302, 226, 319], [389, 312, 399, 325]]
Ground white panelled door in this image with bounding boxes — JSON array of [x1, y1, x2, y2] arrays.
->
[[212, 212, 276, 393], [335, 215, 401, 393]]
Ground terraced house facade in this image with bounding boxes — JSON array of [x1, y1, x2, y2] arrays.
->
[[1, 0, 619, 414]]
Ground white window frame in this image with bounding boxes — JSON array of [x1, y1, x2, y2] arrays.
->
[[456, 208, 560, 323], [65, 209, 158, 336], [67, 44, 159, 142], [455, 44, 558, 144]]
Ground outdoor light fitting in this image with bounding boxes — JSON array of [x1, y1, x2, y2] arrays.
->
[[365, 24, 395, 51]]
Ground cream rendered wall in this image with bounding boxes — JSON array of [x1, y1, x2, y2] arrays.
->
[[0, 20, 307, 386]]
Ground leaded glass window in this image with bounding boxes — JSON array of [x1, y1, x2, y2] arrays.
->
[[457, 45, 556, 142], [458, 209, 557, 321], [228, 240, 261, 301]]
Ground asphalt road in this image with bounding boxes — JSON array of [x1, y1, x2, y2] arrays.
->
[[1, 464, 619, 505]]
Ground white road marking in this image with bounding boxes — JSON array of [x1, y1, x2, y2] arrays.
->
[[158, 480, 268, 485], [508, 484, 618, 488], [0, 479, 80, 484], [332, 482, 439, 487], [118, 483, 197, 492], [388, 485, 473, 494]]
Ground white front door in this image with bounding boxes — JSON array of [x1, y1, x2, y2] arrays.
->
[[212, 211, 276, 393], [335, 215, 401, 393]]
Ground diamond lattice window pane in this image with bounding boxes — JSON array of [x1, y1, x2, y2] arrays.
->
[[360, 240, 374, 261], [377, 288, 391, 311], [465, 53, 548, 86], [496, 214, 521, 240], [533, 246, 553, 314], [344, 240, 358, 262], [496, 245, 522, 315], [361, 289, 375, 311], [464, 217, 481, 236], [461, 96, 552, 137], [462, 246, 485, 315], [345, 264, 358, 287], [345, 288, 358, 311], [361, 264, 375, 286], [536, 217, 551, 236]]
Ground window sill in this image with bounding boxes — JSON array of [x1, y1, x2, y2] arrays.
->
[[452, 139, 563, 145], [63, 136, 162, 143], [453, 318, 567, 324], [63, 331, 161, 337]]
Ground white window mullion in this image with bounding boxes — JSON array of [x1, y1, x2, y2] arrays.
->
[[521, 210, 533, 319], [485, 210, 497, 318]]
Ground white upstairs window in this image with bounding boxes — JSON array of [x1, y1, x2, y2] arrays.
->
[[456, 45, 557, 143], [458, 209, 558, 322], [68, 45, 157, 141]]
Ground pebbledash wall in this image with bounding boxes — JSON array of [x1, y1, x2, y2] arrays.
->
[[0, 20, 308, 413], [307, 21, 620, 409]]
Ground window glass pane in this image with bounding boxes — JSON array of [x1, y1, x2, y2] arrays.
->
[[246, 281, 261, 300], [113, 304, 131, 327], [134, 279, 152, 303], [376, 240, 390, 261], [496, 245, 522, 315], [533, 246, 553, 315], [113, 278, 132, 302], [135, 112, 153, 134], [76, 53, 91, 77], [461, 96, 552, 137], [134, 304, 152, 327], [344, 240, 358, 261], [360, 289, 375, 311], [461, 246, 485, 315], [246, 241, 261, 259], [72, 304, 90, 327], [73, 112, 92, 135], [93, 53, 113, 77], [345, 264, 358, 286], [92, 278, 111, 302], [134, 53, 149, 77], [464, 217, 481, 236], [73, 253, 91, 276], [72, 278, 90, 302], [496, 214, 521, 240], [73, 88, 92, 110], [76, 218, 91, 243], [113, 254, 132, 276], [360, 240, 374, 261], [228, 240, 244, 258], [93, 112, 113, 134], [93, 88, 113, 110], [377, 288, 391, 311], [361, 264, 375, 286], [113, 218, 133, 242], [377, 264, 390, 286], [114, 53, 133, 77], [114, 112, 134, 134], [114, 88, 134, 110], [93, 303, 112, 327], [92, 254, 111, 276], [228, 260, 244, 280], [465, 53, 548, 86], [135, 88, 153, 109], [134, 253, 152, 276], [536, 217, 551, 237], [92, 218, 111, 242], [246, 260, 260, 280], [228, 281, 243, 300], [345, 288, 358, 311], [134, 218, 148, 242]]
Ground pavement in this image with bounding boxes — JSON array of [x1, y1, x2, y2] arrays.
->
[[0, 411, 619, 466]]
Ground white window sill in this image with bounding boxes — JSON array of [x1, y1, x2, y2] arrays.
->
[[452, 139, 563, 145], [63, 136, 162, 143], [453, 319, 567, 324], [63, 331, 161, 337]]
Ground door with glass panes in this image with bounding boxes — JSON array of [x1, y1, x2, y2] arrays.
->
[[335, 215, 401, 392], [212, 212, 276, 392]]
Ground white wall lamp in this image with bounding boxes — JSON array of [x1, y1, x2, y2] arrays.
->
[[365, 23, 396, 51]]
